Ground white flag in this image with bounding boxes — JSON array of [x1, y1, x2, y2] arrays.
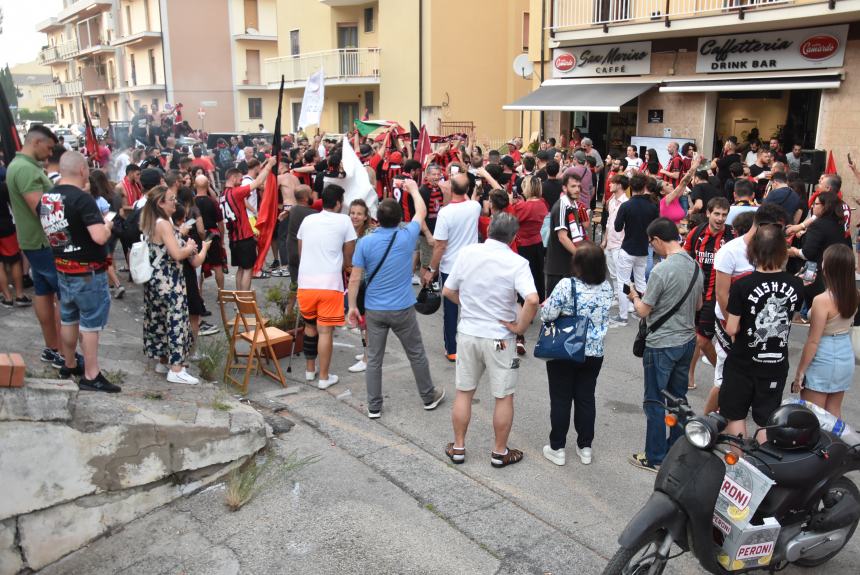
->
[[330, 136, 377, 219], [298, 68, 325, 130]]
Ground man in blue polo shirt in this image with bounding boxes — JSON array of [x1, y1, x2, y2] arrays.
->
[[347, 178, 445, 419]]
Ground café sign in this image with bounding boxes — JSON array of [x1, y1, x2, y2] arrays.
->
[[696, 25, 847, 73], [552, 41, 651, 78]]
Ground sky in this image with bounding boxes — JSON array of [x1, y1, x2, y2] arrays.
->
[[0, 0, 62, 68]]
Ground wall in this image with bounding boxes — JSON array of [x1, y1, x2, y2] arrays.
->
[[120, 0, 162, 34], [377, 0, 418, 128], [165, 0, 236, 132], [275, 0, 334, 57], [817, 38, 860, 199], [237, 91, 279, 132], [636, 52, 705, 143], [126, 43, 165, 86], [235, 42, 279, 85], [230, 0, 278, 36]]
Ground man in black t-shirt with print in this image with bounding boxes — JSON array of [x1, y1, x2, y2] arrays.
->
[[194, 174, 226, 295], [39, 151, 119, 393]]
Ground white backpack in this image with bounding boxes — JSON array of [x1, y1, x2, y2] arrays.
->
[[129, 235, 164, 284]]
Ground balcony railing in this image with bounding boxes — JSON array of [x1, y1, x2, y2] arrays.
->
[[57, 0, 112, 23], [552, 0, 796, 30], [264, 48, 380, 87], [41, 80, 83, 101], [37, 41, 80, 65]]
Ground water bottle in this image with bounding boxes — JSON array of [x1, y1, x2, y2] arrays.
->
[[783, 398, 860, 445]]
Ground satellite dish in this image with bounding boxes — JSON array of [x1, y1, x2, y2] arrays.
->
[[512, 54, 534, 79]]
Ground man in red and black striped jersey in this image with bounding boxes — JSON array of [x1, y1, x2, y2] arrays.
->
[[219, 158, 276, 290], [683, 196, 733, 390], [659, 141, 685, 188]]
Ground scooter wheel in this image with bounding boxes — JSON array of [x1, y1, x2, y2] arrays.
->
[[602, 530, 671, 575], [794, 476, 860, 567]]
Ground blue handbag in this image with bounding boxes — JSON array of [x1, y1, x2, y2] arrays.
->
[[533, 279, 590, 363]]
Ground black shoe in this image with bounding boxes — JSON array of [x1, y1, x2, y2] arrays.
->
[[201, 308, 212, 317], [22, 275, 34, 289], [79, 372, 121, 393], [269, 259, 281, 271], [40, 348, 60, 363], [59, 363, 84, 379], [0, 297, 12, 308], [53, 352, 84, 370]]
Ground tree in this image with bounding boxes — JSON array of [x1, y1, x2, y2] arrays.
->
[[0, 65, 18, 109], [17, 108, 55, 123]]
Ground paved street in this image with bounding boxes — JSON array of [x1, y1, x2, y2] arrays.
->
[[4, 276, 860, 574]]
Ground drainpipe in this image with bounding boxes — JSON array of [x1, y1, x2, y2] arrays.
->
[[418, 0, 423, 126], [539, 0, 546, 140]]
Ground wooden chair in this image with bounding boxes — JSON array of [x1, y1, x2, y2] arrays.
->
[[217, 290, 266, 337], [224, 296, 292, 393]]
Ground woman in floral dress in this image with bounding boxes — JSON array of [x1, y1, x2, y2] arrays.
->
[[139, 185, 211, 385]]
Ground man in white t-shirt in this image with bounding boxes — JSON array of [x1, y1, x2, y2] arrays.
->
[[112, 145, 131, 182], [422, 174, 481, 361], [297, 184, 357, 390], [707, 203, 786, 413]]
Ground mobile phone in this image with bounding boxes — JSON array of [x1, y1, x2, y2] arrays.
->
[[801, 261, 818, 283], [392, 177, 403, 189], [623, 284, 631, 295], [450, 165, 460, 175], [185, 218, 197, 227], [104, 211, 116, 222]]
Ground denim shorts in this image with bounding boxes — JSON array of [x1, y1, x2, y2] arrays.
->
[[23, 247, 59, 296], [58, 271, 111, 332], [804, 333, 855, 393]]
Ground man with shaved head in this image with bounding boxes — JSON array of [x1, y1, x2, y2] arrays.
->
[[422, 172, 482, 361], [40, 151, 118, 393], [6, 125, 65, 368], [194, 174, 227, 294]]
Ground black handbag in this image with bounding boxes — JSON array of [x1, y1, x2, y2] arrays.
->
[[357, 230, 398, 315], [632, 262, 699, 358]]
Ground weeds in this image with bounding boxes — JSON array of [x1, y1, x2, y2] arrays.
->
[[211, 385, 232, 412], [224, 449, 321, 511], [143, 392, 164, 400], [103, 369, 127, 385], [25, 365, 56, 379], [197, 336, 228, 382]]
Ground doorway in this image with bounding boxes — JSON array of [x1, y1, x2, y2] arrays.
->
[[337, 24, 358, 77], [732, 119, 758, 142], [338, 102, 359, 134], [714, 90, 820, 153]]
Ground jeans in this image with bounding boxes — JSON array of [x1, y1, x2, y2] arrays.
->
[[57, 270, 111, 331], [547, 356, 604, 450], [23, 247, 59, 296], [440, 272, 458, 355], [615, 249, 647, 319], [643, 339, 695, 465], [365, 307, 435, 411]]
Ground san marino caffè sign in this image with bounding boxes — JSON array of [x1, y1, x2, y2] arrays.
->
[[552, 41, 651, 78], [697, 25, 848, 73]]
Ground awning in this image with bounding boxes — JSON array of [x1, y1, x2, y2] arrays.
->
[[660, 74, 842, 93], [503, 82, 655, 113]]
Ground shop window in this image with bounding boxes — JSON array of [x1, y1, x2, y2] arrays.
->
[[249, 98, 263, 119], [364, 7, 374, 33]]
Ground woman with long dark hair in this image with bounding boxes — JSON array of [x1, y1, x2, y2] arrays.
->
[[642, 148, 661, 176], [792, 244, 859, 417], [88, 169, 125, 298]]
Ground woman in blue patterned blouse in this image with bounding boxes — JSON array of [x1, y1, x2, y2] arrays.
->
[[540, 241, 613, 466]]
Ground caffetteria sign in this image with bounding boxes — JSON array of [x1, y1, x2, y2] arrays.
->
[[552, 41, 651, 78], [697, 25, 847, 73]]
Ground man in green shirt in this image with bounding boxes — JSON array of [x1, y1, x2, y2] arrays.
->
[[6, 125, 63, 366]]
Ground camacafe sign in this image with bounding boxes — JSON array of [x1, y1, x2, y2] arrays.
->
[[552, 41, 651, 78], [696, 25, 847, 73]]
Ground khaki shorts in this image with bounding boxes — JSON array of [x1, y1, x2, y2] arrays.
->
[[455, 333, 519, 398], [418, 234, 433, 268]]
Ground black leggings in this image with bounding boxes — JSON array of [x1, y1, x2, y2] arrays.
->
[[518, 241, 545, 301], [546, 356, 604, 450]]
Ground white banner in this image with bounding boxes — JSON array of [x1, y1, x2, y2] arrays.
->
[[696, 25, 848, 74], [552, 42, 651, 78], [325, 136, 378, 219], [298, 68, 325, 129]]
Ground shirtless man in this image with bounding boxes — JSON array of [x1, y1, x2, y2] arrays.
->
[[273, 164, 300, 276]]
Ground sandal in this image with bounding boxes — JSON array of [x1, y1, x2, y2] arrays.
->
[[445, 442, 465, 464], [491, 447, 524, 468], [688, 383, 697, 390]]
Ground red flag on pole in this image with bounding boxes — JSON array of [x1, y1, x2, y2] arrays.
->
[[415, 124, 431, 168], [81, 96, 98, 164], [824, 150, 837, 175], [253, 75, 285, 274]]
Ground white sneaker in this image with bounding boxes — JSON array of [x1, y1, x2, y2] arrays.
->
[[348, 360, 367, 373], [154, 362, 168, 374], [167, 368, 199, 385], [543, 445, 566, 466], [412, 274, 421, 286], [305, 368, 318, 381], [576, 446, 593, 465], [701, 355, 713, 366], [355, 353, 365, 361], [318, 374, 339, 390]]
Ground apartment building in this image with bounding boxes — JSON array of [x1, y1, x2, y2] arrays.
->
[[36, 0, 243, 133], [512, 0, 860, 181], [265, 0, 533, 142], [10, 62, 54, 114]]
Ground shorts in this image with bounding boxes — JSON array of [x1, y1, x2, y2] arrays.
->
[[719, 359, 786, 426], [23, 247, 59, 296], [297, 288, 345, 326], [183, 264, 204, 317], [455, 333, 519, 398], [230, 237, 257, 270], [57, 271, 110, 332], [804, 333, 854, 393], [418, 234, 433, 268], [695, 299, 716, 339], [0, 234, 22, 263], [204, 235, 226, 266]]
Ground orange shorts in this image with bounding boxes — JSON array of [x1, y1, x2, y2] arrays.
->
[[297, 289, 345, 327]]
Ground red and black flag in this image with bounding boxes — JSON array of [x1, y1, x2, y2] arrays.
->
[[81, 96, 98, 164], [0, 84, 21, 163], [253, 75, 285, 274]]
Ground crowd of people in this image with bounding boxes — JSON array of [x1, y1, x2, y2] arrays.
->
[[1, 118, 858, 472]]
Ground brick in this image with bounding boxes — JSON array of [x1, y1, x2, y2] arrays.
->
[[0, 353, 10, 388], [8, 354, 25, 388]]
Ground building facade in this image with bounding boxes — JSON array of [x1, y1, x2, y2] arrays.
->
[[513, 0, 860, 191], [10, 62, 54, 115], [265, 0, 533, 143]]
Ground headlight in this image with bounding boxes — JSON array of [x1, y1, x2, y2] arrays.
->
[[685, 417, 715, 449]]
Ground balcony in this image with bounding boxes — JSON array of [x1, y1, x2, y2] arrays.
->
[[37, 41, 80, 65], [552, 0, 814, 31], [264, 48, 380, 89], [36, 17, 63, 33], [112, 30, 162, 48], [81, 67, 116, 94], [41, 80, 83, 101], [58, 0, 113, 23]]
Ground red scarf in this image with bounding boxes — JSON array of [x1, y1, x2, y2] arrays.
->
[[122, 177, 142, 206]]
